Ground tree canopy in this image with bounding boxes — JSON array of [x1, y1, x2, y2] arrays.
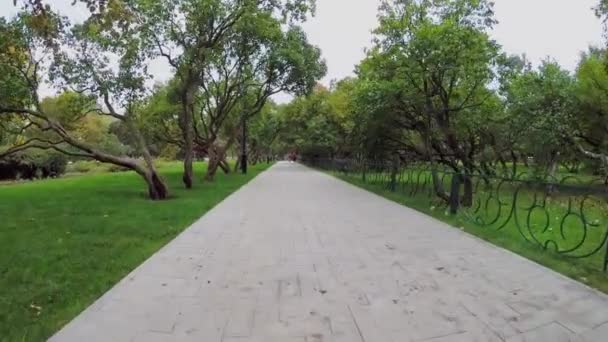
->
[[272, 0, 608, 196], [3, 0, 608, 200], [0, 0, 325, 198]]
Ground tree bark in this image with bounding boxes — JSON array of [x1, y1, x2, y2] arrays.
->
[[1, 97, 169, 201], [206, 127, 239, 181], [234, 157, 241, 173], [510, 150, 518, 178], [219, 159, 230, 174], [126, 116, 169, 200], [47, 116, 169, 200], [462, 172, 473, 207], [431, 167, 450, 202], [205, 143, 231, 181], [136, 166, 168, 200], [180, 83, 196, 189]]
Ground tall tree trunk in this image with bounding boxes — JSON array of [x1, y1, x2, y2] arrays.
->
[[234, 157, 241, 173], [422, 119, 449, 202], [510, 150, 518, 178], [390, 154, 399, 192], [548, 151, 560, 180], [545, 151, 560, 193], [462, 171, 473, 208], [180, 84, 196, 189]]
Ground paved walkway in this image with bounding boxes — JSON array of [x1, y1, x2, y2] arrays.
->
[[51, 162, 608, 342]]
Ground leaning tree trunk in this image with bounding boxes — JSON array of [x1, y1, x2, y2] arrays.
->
[[510, 150, 519, 179], [206, 128, 238, 181], [127, 116, 169, 200], [205, 145, 220, 182], [135, 166, 168, 200], [205, 143, 231, 182], [548, 153, 559, 180], [219, 159, 230, 174], [56, 127, 169, 200], [2, 105, 170, 200]]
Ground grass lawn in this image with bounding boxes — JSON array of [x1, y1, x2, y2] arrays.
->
[[330, 170, 608, 294], [0, 161, 271, 341]]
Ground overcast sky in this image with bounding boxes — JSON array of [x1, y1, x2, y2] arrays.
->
[[1, 0, 604, 102], [304, 0, 604, 83]]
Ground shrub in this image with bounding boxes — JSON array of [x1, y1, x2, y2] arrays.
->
[[66, 161, 94, 174], [66, 160, 131, 174], [40, 153, 68, 177], [158, 145, 180, 161], [0, 149, 68, 180], [108, 164, 130, 173]]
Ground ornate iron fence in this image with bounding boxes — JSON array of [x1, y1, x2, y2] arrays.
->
[[307, 158, 608, 272]]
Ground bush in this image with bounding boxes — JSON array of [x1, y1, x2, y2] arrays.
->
[[108, 164, 130, 173], [42, 153, 68, 177], [0, 149, 68, 180], [158, 145, 180, 161], [65, 160, 131, 175], [66, 160, 94, 174]]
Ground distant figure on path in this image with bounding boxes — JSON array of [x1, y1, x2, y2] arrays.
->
[[287, 152, 298, 163]]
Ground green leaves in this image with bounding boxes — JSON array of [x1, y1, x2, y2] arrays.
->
[[351, 0, 501, 166]]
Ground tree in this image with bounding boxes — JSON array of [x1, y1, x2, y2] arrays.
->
[[248, 100, 282, 163], [193, 24, 326, 181], [574, 49, 608, 174], [277, 80, 358, 160], [352, 0, 500, 204], [0, 10, 169, 199], [503, 61, 578, 179], [134, 0, 318, 188]]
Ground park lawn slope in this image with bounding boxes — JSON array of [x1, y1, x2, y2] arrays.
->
[[0, 162, 271, 342], [331, 173, 608, 295]]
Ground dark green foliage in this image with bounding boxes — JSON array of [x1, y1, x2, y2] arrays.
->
[[0, 149, 67, 180]]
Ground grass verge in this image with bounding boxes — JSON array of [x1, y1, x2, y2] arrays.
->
[[0, 161, 271, 341], [331, 172, 608, 294]]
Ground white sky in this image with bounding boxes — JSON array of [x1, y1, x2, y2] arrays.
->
[[1, 0, 604, 102], [303, 0, 604, 83]]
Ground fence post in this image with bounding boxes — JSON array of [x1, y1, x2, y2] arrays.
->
[[390, 155, 399, 192], [449, 173, 462, 214], [362, 160, 367, 183]]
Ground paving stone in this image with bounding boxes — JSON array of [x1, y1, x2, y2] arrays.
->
[[49, 163, 608, 342], [581, 321, 608, 342], [505, 322, 581, 342]]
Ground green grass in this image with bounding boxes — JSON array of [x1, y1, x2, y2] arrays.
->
[[330, 170, 608, 294], [0, 161, 271, 341]]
